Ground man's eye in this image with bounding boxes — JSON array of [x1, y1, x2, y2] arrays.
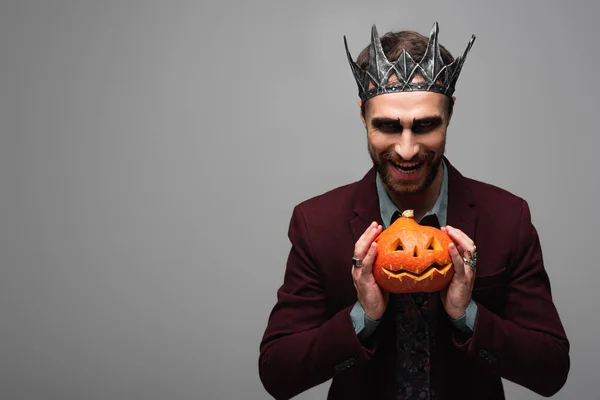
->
[[413, 121, 438, 133], [374, 121, 401, 132]]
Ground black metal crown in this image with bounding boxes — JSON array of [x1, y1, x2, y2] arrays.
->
[[344, 22, 476, 102]]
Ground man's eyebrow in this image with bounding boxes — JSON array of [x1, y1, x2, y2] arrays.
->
[[413, 115, 443, 124], [371, 117, 401, 124]]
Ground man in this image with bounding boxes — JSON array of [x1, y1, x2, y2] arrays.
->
[[258, 22, 570, 400]]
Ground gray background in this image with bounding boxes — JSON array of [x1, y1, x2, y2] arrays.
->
[[1, 0, 598, 399]]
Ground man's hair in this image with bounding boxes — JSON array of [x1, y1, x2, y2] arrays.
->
[[356, 30, 455, 118]]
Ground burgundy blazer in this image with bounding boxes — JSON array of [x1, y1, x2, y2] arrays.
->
[[258, 158, 569, 400]]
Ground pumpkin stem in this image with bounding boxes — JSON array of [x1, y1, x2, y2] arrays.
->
[[402, 209, 414, 218]]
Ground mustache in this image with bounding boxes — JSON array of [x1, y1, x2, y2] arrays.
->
[[379, 150, 434, 164]]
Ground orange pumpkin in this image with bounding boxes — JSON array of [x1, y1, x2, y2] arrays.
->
[[373, 209, 454, 293]]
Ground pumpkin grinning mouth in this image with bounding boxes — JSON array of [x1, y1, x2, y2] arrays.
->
[[382, 261, 453, 281]]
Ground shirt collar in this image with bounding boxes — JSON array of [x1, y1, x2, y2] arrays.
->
[[375, 159, 448, 229]]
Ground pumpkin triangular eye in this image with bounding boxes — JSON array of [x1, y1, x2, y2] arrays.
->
[[426, 236, 442, 251], [392, 239, 404, 252]]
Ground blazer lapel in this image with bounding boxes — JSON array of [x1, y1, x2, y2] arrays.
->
[[444, 157, 478, 248], [350, 166, 384, 245]]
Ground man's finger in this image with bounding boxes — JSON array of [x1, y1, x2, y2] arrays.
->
[[360, 242, 377, 276], [449, 242, 465, 279], [445, 226, 475, 251], [354, 222, 378, 257], [355, 221, 376, 250], [354, 223, 382, 260]]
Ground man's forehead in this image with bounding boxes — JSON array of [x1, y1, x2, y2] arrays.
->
[[364, 72, 449, 119], [366, 90, 448, 120]]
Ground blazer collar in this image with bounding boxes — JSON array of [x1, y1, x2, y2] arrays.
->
[[350, 167, 383, 245], [443, 157, 477, 242]]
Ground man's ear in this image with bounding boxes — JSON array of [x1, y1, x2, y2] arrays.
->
[[358, 100, 367, 128]]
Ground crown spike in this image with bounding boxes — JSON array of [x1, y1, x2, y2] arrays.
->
[[446, 34, 476, 89], [344, 35, 369, 95], [369, 24, 394, 86], [392, 50, 409, 85], [394, 49, 419, 87], [421, 22, 446, 86]]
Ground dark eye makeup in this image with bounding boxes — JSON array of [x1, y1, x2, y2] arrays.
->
[[371, 116, 443, 134]]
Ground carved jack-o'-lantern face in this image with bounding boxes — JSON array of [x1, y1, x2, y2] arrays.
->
[[373, 209, 454, 293]]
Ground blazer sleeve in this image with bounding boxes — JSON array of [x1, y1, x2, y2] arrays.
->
[[258, 205, 378, 400], [452, 199, 570, 397]]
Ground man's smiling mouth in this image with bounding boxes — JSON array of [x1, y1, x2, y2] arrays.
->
[[391, 160, 424, 174]]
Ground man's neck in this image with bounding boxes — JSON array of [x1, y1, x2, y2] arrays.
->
[[386, 162, 444, 222]]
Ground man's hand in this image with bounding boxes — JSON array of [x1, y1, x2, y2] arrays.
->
[[439, 225, 477, 319], [351, 221, 388, 321]]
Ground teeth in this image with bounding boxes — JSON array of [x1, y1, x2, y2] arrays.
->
[[393, 161, 421, 169], [392, 161, 421, 174]]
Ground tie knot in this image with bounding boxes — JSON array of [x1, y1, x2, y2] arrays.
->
[[421, 214, 441, 229]]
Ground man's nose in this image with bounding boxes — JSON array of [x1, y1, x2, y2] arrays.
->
[[393, 133, 419, 161]]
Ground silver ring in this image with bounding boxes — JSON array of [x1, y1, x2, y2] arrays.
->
[[352, 257, 363, 268], [462, 246, 478, 270]]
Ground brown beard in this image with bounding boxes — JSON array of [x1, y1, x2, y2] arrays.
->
[[369, 139, 445, 195]]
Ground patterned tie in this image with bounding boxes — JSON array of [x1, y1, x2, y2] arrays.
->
[[390, 211, 441, 400]]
